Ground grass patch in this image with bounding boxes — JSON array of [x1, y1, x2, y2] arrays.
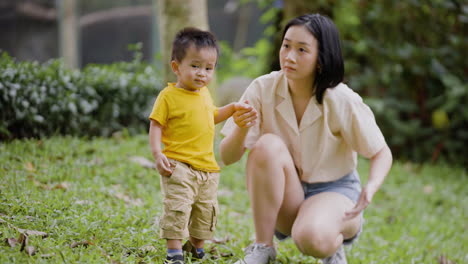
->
[[1, 135, 467, 263]]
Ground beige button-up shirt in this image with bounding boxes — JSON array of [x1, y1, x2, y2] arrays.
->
[[221, 71, 386, 183]]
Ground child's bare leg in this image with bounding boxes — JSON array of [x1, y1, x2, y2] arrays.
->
[[189, 237, 204, 248], [167, 239, 182, 249], [185, 236, 206, 259]]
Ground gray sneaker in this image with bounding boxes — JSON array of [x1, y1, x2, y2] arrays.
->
[[322, 245, 347, 264], [234, 243, 276, 264]]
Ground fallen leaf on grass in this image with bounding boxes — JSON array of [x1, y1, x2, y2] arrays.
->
[[25, 245, 36, 256], [17, 228, 48, 238], [208, 246, 233, 259], [209, 236, 230, 244], [438, 255, 456, 264], [40, 253, 55, 258], [29, 177, 50, 190], [5, 237, 18, 247], [114, 192, 143, 206], [70, 240, 94, 248], [109, 185, 144, 206], [25, 162, 36, 172], [139, 245, 156, 253], [88, 158, 104, 166], [2, 220, 48, 257], [18, 233, 28, 251], [423, 185, 433, 194], [129, 156, 156, 169], [30, 178, 70, 191], [52, 182, 70, 190], [75, 200, 93, 205]]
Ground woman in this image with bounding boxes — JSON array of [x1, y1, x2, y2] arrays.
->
[[220, 14, 393, 264]]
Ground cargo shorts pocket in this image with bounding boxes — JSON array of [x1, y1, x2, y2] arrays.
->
[[160, 200, 191, 231], [210, 202, 219, 231]]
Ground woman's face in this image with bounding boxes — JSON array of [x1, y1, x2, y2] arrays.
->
[[279, 25, 319, 82]]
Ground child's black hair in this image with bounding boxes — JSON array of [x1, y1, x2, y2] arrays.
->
[[171, 27, 219, 62], [283, 14, 344, 104]]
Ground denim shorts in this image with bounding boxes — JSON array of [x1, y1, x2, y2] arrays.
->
[[275, 171, 363, 245], [302, 170, 361, 203]]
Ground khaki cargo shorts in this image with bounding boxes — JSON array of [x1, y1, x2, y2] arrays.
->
[[159, 159, 220, 240]]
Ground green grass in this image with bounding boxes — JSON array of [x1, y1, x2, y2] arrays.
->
[[1, 135, 467, 263]]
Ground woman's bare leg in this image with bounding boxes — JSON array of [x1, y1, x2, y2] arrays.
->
[[291, 192, 361, 258], [246, 134, 304, 246]]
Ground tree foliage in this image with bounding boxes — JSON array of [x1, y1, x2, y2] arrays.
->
[[336, 0, 468, 165]]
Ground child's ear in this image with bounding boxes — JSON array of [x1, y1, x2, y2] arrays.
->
[[171, 60, 179, 74]]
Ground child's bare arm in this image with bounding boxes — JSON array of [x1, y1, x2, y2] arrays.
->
[[149, 120, 173, 177], [219, 101, 258, 165], [214, 103, 236, 124], [215, 101, 257, 126]]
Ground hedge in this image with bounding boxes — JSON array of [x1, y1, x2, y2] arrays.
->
[[0, 51, 161, 140]]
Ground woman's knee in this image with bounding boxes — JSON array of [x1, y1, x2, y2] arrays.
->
[[291, 220, 338, 258], [249, 134, 287, 163]]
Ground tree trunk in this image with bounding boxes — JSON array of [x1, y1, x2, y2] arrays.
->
[[283, 0, 332, 22], [59, 0, 79, 68], [156, 0, 209, 84]]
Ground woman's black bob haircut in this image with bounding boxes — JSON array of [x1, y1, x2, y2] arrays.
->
[[282, 14, 344, 104]]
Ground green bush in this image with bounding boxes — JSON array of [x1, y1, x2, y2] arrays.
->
[[335, 0, 468, 165], [0, 51, 161, 140]]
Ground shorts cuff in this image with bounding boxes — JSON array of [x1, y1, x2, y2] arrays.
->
[[274, 230, 290, 241], [160, 229, 188, 240], [188, 227, 214, 240]]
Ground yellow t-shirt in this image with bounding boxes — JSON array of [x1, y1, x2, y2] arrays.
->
[[149, 83, 220, 172]]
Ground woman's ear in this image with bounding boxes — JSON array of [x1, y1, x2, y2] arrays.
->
[[171, 60, 179, 74]]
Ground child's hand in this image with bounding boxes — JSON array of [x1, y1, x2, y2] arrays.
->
[[233, 100, 257, 128], [154, 152, 173, 177]]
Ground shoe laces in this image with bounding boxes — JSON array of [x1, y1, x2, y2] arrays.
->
[[244, 243, 268, 254]]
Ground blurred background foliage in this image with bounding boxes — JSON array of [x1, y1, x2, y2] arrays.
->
[[0, 0, 466, 166], [334, 0, 467, 165]]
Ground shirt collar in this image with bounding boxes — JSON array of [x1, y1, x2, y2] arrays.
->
[[275, 71, 322, 133]]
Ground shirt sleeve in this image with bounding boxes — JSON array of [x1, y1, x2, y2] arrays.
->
[[148, 91, 169, 126], [220, 79, 262, 149], [207, 91, 219, 117], [340, 95, 386, 159]]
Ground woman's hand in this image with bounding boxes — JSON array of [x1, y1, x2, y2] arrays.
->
[[154, 152, 173, 177], [343, 183, 377, 220], [344, 145, 392, 221], [233, 100, 257, 128]]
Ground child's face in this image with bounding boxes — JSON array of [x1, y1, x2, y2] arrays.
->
[[172, 45, 217, 91], [279, 25, 319, 82]]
